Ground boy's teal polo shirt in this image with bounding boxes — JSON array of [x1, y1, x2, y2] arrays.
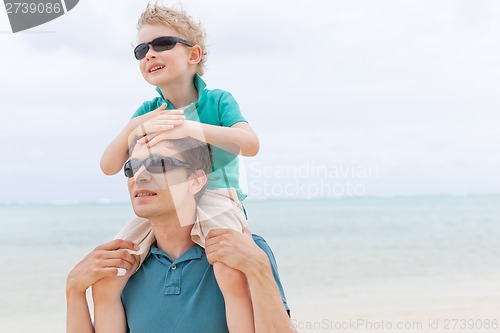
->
[[121, 235, 289, 333], [131, 75, 247, 201]]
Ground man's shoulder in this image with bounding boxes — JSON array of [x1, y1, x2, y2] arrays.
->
[[251, 233, 265, 242], [251, 234, 272, 252]]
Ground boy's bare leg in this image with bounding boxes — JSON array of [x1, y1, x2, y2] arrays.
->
[[214, 261, 254, 333]]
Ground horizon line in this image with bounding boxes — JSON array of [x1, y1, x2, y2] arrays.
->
[[1, 193, 499, 206]]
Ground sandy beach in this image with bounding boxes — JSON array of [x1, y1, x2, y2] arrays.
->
[[2, 259, 499, 333], [286, 275, 500, 332], [1, 196, 499, 332]]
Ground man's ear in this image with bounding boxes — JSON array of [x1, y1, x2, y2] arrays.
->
[[190, 169, 207, 195], [188, 45, 202, 65]]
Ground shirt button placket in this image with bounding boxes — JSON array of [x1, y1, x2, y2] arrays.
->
[[163, 263, 181, 295]]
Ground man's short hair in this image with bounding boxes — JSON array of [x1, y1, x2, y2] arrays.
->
[[169, 137, 212, 176], [169, 138, 212, 201]]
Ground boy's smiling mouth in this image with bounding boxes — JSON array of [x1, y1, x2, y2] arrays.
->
[[148, 64, 165, 73]]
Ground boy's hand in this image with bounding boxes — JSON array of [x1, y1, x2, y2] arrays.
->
[[139, 120, 201, 147], [135, 109, 186, 139]]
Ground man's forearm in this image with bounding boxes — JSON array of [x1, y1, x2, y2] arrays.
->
[[66, 290, 94, 333], [245, 259, 296, 333]]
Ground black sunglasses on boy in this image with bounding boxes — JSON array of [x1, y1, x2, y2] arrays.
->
[[134, 36, 194, 60]]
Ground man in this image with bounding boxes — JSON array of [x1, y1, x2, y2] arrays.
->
[[66, 137, 294, 333]]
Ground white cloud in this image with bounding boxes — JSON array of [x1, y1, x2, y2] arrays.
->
[[1, 0, 499, 202]]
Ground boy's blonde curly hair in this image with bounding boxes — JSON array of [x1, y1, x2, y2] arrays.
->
[[137, 2, 207, 76]]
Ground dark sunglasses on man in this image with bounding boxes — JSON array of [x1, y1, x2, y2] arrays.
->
[[134, 36, 194, 60], [124, 156, 193, 178]]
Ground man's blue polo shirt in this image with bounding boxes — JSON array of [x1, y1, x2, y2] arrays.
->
[[131, 75, 247, 201], [121, 235, 289, 333]]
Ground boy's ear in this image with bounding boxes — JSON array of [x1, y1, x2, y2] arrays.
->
[[188, 45, 202, 65], [190, 169, 207, 195]]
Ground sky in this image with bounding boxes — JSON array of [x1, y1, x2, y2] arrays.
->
[[1, 0, 499, 203]]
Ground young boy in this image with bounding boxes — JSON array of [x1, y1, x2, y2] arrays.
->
[[98, 3, 259, 332]]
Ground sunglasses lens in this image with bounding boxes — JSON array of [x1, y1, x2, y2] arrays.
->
[[147, 157, 175, 173], [124, 161, 135, 178], [124, 157, 191, 177], [134, 37, 190, 60], [152, 37, 176, 52], [134, 43, 149, 60]]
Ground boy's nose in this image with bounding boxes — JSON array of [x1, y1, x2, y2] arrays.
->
[[145, 45, 157, 60]]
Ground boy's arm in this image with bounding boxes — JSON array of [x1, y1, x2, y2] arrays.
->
[[93, 300, 127, 333], [66, 290, 94, 333], [65, 282, 129, 333], [205, 122, 260, 157], [100, 118, 143, 175], [139, 120, 260, 157], [92, 277, 131, 333], [100, 103, 185, 175]]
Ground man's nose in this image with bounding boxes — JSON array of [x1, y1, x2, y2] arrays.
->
[[134, 165, 152, 182]]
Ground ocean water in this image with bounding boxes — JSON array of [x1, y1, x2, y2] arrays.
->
[[1, 196, 499, 333]]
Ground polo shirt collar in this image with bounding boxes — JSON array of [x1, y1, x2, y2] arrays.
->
[[155, 74, 207, 107], [148, 242, 203, 264], [143, 212, 205, 264]]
